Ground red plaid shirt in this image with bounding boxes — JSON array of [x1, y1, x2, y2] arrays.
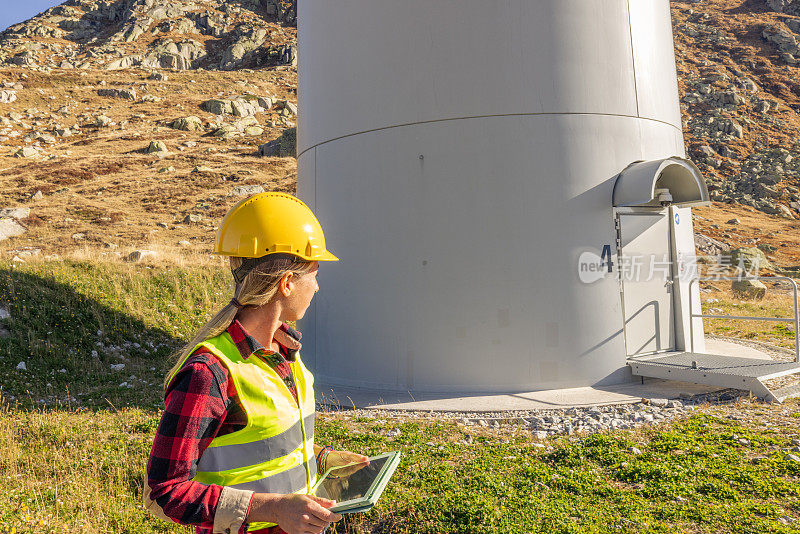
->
[[146, 320, 303, 534]]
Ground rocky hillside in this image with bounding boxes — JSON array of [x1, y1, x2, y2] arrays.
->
[[0, 0, 297, 71], [0, 0, 799, 272], [674, 0, 800, 218]]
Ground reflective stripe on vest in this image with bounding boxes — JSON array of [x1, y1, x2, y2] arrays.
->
[[230, 457, 318, 493], [166, 331, 316, 531], [197, 412, 316, 473]]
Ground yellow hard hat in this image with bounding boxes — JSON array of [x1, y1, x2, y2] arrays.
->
[[215, 192, 338, 274]]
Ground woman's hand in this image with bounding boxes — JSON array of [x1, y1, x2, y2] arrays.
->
[[324, 450, 369, 477], [249, 493, 342, 534]]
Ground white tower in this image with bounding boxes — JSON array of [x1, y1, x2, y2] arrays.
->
[[297, 0, 710, 396]]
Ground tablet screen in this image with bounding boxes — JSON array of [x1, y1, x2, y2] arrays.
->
[[315, 455, 390, 503]]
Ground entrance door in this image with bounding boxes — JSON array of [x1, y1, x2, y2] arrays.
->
[[618, 211, 675, 357]]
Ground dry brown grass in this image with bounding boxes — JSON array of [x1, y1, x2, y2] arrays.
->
[[0, 66, 300, 259], [699, 278, 799, 350]]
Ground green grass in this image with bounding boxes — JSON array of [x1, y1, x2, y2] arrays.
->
[[316, 413, 800, 534], [0, 259, 798, 533], [0, 258, 230, 408], [0, 405, 797, 533], [700, 285, 799, 351], [0, 406, 188, 534]]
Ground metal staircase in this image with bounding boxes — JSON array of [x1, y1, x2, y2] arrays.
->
[[628, 276, 800, 403]]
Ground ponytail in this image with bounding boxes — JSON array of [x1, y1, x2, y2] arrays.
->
[[163, 255, 315, 388]]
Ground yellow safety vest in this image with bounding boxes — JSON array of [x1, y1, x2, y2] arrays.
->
[[166, 331, 317, 531]]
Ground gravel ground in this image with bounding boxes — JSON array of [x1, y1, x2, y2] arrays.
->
[[319, 394, 745, 439], [319, 335, 800, 438]]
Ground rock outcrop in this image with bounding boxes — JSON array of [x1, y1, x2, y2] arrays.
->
[[0, 0, 298, 72]]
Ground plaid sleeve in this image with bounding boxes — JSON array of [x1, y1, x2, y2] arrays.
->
[[146, 352, 230, 530]]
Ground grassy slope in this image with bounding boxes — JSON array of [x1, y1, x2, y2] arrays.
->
[[0, 258, 229, 408], [0, 260, 798, 533], [0, 403, 797, 533]]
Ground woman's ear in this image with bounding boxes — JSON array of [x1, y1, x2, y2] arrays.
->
[[279, 272, 295, 297]]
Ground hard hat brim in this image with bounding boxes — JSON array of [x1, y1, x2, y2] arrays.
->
[[315, 250, 339, 262]]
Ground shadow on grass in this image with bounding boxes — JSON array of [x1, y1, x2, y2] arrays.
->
[[0, 265, 187, 412]]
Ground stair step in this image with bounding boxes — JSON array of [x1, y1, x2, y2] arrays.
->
[[628, 351, 800, 403]]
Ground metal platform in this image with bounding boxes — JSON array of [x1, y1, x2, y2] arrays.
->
[[628, 351, 800, 403]]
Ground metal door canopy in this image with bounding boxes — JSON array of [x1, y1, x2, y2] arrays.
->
[[612, 157, 710, 208]]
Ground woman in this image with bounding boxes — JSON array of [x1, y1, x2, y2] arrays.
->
[[145, 192, 368, 534]]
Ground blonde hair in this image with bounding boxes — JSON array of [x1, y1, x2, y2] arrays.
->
[[164, 255, 316, 388]]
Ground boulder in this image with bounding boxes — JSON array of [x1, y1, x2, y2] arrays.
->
[[265, 0, 297, 24], [257, 96, 274, 110], [740, 78, 759, 92], [697, 145, 716, 158], [170, 116, 203, 131], [214, 124, 239, 139], [0, 218, 26, 241], [14, 146, 39, 158], [278, 127, 297, 156], [767, 0, 794, 13], [258, 140, 280, 157], [278, 44, 297, 66], [729, 247, 773, 272], [231, 185, 265, 196], [97, 88, 137, 100], [142, 39, 206, 71], [276, 101, 298, 116], [202, 99, 233, 115], [731, 279, 767, 299], [233, 116, 260, 129], [757, 183, 781, 198], [763, 25, 800, 54], [113, 17, 152, 43], [0, 90, 17, 103], [125, 250, 158, 263], [145, 140, 168, 154], [0, 207, 30, 219], [10, 51, 38, 67], [190, 13, 224, 36], [258, 127, 296, 157], [777, 204, 797, 219], [172, 19, 197, 34], [695, 233, 731, 256], [105, 55, 143, 70], [231, 98, 259, 117], [123, 23, 147, 43], [220, 28, 268, 70]]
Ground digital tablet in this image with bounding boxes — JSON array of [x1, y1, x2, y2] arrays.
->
[[312, 451, 401, 513]]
